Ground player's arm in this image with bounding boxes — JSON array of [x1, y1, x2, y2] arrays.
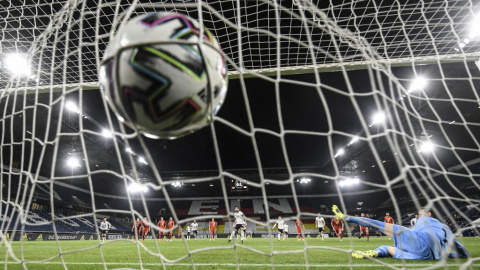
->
[[341, 221, 344, 231], [315, 219, 318, 228], [272, 222, 277, 229]]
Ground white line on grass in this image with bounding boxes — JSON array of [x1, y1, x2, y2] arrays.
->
[[1, 262, 478, 268]]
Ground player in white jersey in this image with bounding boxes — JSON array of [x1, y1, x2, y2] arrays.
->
[[186, 225, 191, 240], [99, 217, 112, 243], [315, 213, 325, 240], [283, 223, 289, 239], [228, 206, 246, 244], [272, 216, 286, 241], [190, 220, 199, 240]]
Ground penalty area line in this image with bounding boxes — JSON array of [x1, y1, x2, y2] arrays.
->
[[0, 262, 478, 268]]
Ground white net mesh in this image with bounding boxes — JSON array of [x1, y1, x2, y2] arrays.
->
[[1, 0, 479, 269]]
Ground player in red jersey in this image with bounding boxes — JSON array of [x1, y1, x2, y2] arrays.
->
[[209, 218, 217, 241], [295, 218, 305, 241], [167, 217, 175, 241], [132, 218, 142, 241], [358, 213, 369, 241], [331, 218, 344, 241], [142, 217, 150, 242], [157, 217, 166, 241], [384, 213, 394, 240]]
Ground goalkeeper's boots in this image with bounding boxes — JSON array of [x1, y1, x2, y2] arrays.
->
[[331, 205, 345, 221], [352, 250, 378, 259]]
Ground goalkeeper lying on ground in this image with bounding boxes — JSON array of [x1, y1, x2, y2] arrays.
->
[[331, 206, 469, 260]]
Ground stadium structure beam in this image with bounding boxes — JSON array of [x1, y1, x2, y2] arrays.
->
[[2, 52, 480, 94]]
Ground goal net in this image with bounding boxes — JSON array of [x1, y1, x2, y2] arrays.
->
[[1, 0, 479, 269]]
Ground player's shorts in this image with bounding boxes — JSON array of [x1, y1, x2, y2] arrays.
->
[[210, 229, 216, 233], [142, 229, 149, 235], [277, 229, 285, 234], [392, 225, 436, 260], [101, 229, 108, 234], [333, 227, 342, 234], [234, 224, 244, 231], [360, 226, 369, 233], [318, 227, 324, 233], [297, 229, 302, 234], [192, 230, 198, 236]]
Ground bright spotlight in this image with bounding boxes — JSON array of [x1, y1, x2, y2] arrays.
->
[[65, 101, 80, 113], [128, 182, 148, 193], [419, 141, 435, 153], [348, 136, 359, 146], [102, 129, 113, 138], [5, 54, 31, 76], [408, 77, 427, 93], [138, 157, 148, 165], [125, 147, 134, 154], [371, 112, 386, 125], [353, 177, 360, 184], [299, 177, 311, 184], [338, 177, 360, 187], [334, 148, 345, 158], [172, 181, 182, 187], [67, 157, 81, 168]]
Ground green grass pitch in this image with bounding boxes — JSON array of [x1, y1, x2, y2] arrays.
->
[[1, 236, 478, 269]]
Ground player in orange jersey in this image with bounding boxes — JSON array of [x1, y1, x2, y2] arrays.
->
[[132, 218, 142, 242], [384, 213, 394, 240], [295, 218, 305, 241], [142, 217, 150, 242], [331, 218, 344, 241], [358, 213, 369, 241], [168, 217, 175, 241], [157, 217, 166, 241], [209, 218, 217, 241]]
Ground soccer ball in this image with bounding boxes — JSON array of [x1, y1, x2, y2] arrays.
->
[[99, 12, 228, 139]]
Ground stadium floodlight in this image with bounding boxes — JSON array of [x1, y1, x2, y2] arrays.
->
[[65, 101, 80, 113], [408, 77, 427, 93], [298, 177, 311, 184], [419, 141, 435, 153], [5, 54, 31, 76], [128, 182, 148, 193], [334, 148, 345, 158], [371, 112, 386, 126], [338, 177, 360, 187], [172, 181, 182, 187], [102, 129, 113, 138], [67, 157, 81, 168], [138, 156, 148, 165], [348, 136, 359, 146]]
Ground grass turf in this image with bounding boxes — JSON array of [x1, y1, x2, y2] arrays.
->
[[0, 236, 478, 269]]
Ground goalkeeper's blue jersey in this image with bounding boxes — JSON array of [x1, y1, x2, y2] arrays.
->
[[412, 217, 450, 259], [404, 216, 468, 260]]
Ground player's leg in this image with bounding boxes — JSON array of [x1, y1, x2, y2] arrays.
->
[[320, 228, 324, 240], [366, 228, 369, 241], [240, 228, 245, 243], [228, 228, 236, 243]]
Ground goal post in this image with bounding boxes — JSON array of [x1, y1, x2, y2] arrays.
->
[[1, 0, 479, 269]]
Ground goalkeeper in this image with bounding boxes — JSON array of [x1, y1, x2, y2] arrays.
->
[[331, 205, 469, 260]]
